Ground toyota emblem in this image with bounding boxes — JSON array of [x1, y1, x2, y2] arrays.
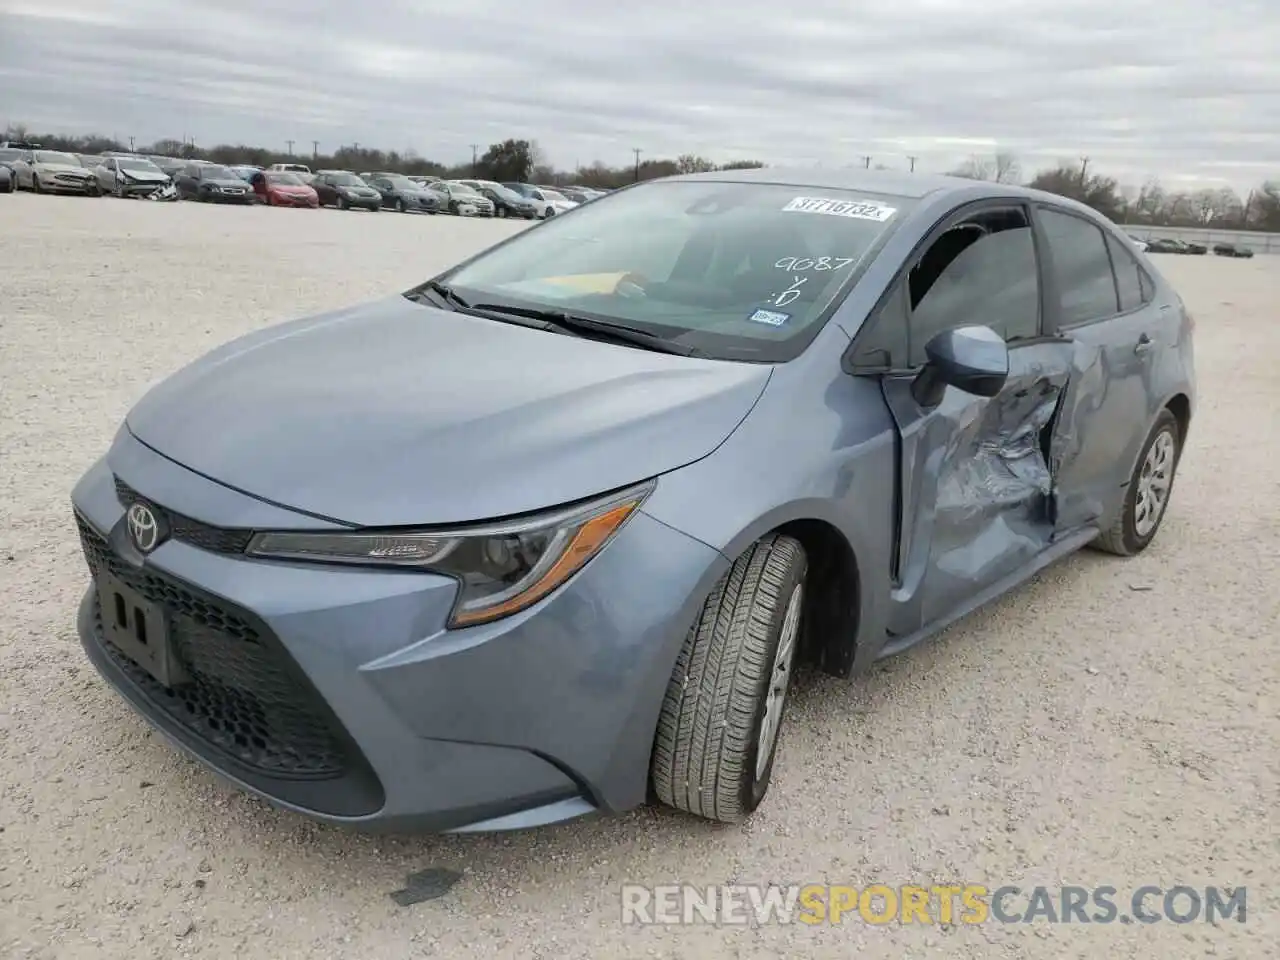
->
[[126, 502, 161, 553]]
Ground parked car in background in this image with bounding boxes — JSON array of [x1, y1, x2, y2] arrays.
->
[[268, 162, 312, 175], [172, 163, 253, 203], [76, 155, 106, 170], [0, 147, 22, 192], [407, 175, 441, 188], [311, 171, 382, 211], [363, 173, 443, 213], [248, 170, 319, 208], [230, 165, 262, 181], [95, 156, 171, 197], [149, 157, 188, 178], [12, 149, 100, 194], [502, 182, 578, 218], [457, 180, 537, 219], [556, 186, 604, 204], [1126, 234, 1149, 252], [435, 181, 494, 216], [1213, 242, 1254, 258]]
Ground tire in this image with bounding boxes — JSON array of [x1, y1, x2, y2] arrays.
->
[[448, 201, 459, 216], [396, 198, 406, 213], [1093, 408, 1181, 556], [32, 175, 41, 194], [545, 206, 555, 217], [338, 196, 349, 210], [114, 181, 126, 199], [496, 205, 508, 218], [651, 534, 808, 823]]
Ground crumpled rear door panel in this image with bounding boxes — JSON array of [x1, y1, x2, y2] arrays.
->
[[881, 340, 1076, 633]]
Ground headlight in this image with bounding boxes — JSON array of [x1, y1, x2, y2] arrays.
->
[[246, 481, 654, 627]]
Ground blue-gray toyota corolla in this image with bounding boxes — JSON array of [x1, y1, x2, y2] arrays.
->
[[72, 168, 1195, 832]]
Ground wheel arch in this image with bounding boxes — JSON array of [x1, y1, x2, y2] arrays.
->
[[711, 507, 865, 679], [1164, 392, 1191, 447]]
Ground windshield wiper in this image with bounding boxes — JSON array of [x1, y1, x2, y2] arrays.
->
[[467, 302, 701, 357], [409, 279, 472, 311]]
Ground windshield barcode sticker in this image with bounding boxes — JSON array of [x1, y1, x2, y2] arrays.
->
[[782, 197, 897, 221]]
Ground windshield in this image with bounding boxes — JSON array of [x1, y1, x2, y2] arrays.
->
[[489, 185, 522, 201], [438, 181, 908, 362], [382, 175, 419, 190], [329, 173, 365, 186], [35, 151, 81, 166], [542, 190, 568, 202], [265, 172, 304, 185], [448, 182, 481, 196], [199, 166, 237, 180], [119, 158, 161, 172]]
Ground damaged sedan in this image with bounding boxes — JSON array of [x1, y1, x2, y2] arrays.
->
[[69, 169, 1194, 832]]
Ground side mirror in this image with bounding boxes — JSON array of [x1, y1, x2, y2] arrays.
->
[[912, 325, 1009, 407]]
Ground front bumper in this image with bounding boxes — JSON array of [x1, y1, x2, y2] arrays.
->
[[70, 433, 725, 831], [119, 180, 169, 196], [46, 176, 97, 193], [203, 190, 253, 204]]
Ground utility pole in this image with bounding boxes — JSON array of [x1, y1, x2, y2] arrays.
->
[[1079, 156, 1090, 184], [860, 155, 872, 169], [286, 139, 294, 156], [128, 136, 135, 152], [632, 147, 642, 182], [907, 155, 917, 172], [312, 140, 319, 159], [470, 143, 479, 174]]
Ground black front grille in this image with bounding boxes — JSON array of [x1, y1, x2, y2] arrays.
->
[[113, 477, 253, 554], [77, 514, 347, 779]]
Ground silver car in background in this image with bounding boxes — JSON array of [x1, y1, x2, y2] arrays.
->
[[94, 156, 172, 197], [11, 149, 100, 194]]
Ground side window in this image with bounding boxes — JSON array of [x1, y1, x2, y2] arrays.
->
[[1105, 233, 1149, 312], [1038, 208, 1119, 326], [906, 206, 1040, 364]]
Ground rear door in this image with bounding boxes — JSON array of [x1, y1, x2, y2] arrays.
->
[[874, 200, 1075, 634], [1031, 205, 1168, 532]]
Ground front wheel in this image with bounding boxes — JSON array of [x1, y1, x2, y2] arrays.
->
[[650, 534, 808, 823], [396, 198, 406, 213], [496, 205, 508, 218], [1093, 409, 1181, 556], [338, 195, 349, 210], [32, 175, 42, 194]]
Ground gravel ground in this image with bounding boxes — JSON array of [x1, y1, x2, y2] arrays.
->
[[1, 193, 1275, 959]]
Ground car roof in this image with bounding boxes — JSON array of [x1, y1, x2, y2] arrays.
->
[[668, 166, 1025, 200]]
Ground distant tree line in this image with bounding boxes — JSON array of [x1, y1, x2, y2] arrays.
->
[[6, 124, 1277, 231], [948, 150, 1280, 232]]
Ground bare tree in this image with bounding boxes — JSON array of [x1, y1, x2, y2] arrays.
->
[[949, 155, 995, 180], [993, 151, 1021, 184]]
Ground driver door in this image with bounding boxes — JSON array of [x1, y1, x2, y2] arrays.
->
[[870, 201, 1076, 635]]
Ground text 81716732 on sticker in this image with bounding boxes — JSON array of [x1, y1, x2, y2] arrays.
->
[[782, 197, 897, 221]]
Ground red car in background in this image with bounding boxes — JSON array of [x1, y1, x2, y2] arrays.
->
[[250, 170, 318, 208]]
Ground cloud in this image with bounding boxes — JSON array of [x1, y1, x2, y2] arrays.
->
[[1, 0, 1277, 187]]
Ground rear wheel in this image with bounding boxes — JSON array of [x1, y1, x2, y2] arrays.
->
[[32, 175, 42, 194], [650, 534, 808, 823], [338, 195, 349, 210], [496, 205, 508, 218], [448, 201, 460, 215], [1093, 409, 1181, 556], [396, 198, 406, 212]]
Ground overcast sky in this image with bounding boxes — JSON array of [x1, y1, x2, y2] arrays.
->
[[2, 0, 1277, 190]]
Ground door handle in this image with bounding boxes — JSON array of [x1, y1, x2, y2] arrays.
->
[[1134, 333, 1153, 355]]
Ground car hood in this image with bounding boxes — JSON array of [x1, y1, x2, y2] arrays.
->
[[36, 163, 91, 175], [120, 168, 168, 182], [125, 296, 770, 526]]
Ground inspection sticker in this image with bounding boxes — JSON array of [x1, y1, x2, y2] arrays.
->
[[747, 308, 791, 327], [782, 197, 897, 221]]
